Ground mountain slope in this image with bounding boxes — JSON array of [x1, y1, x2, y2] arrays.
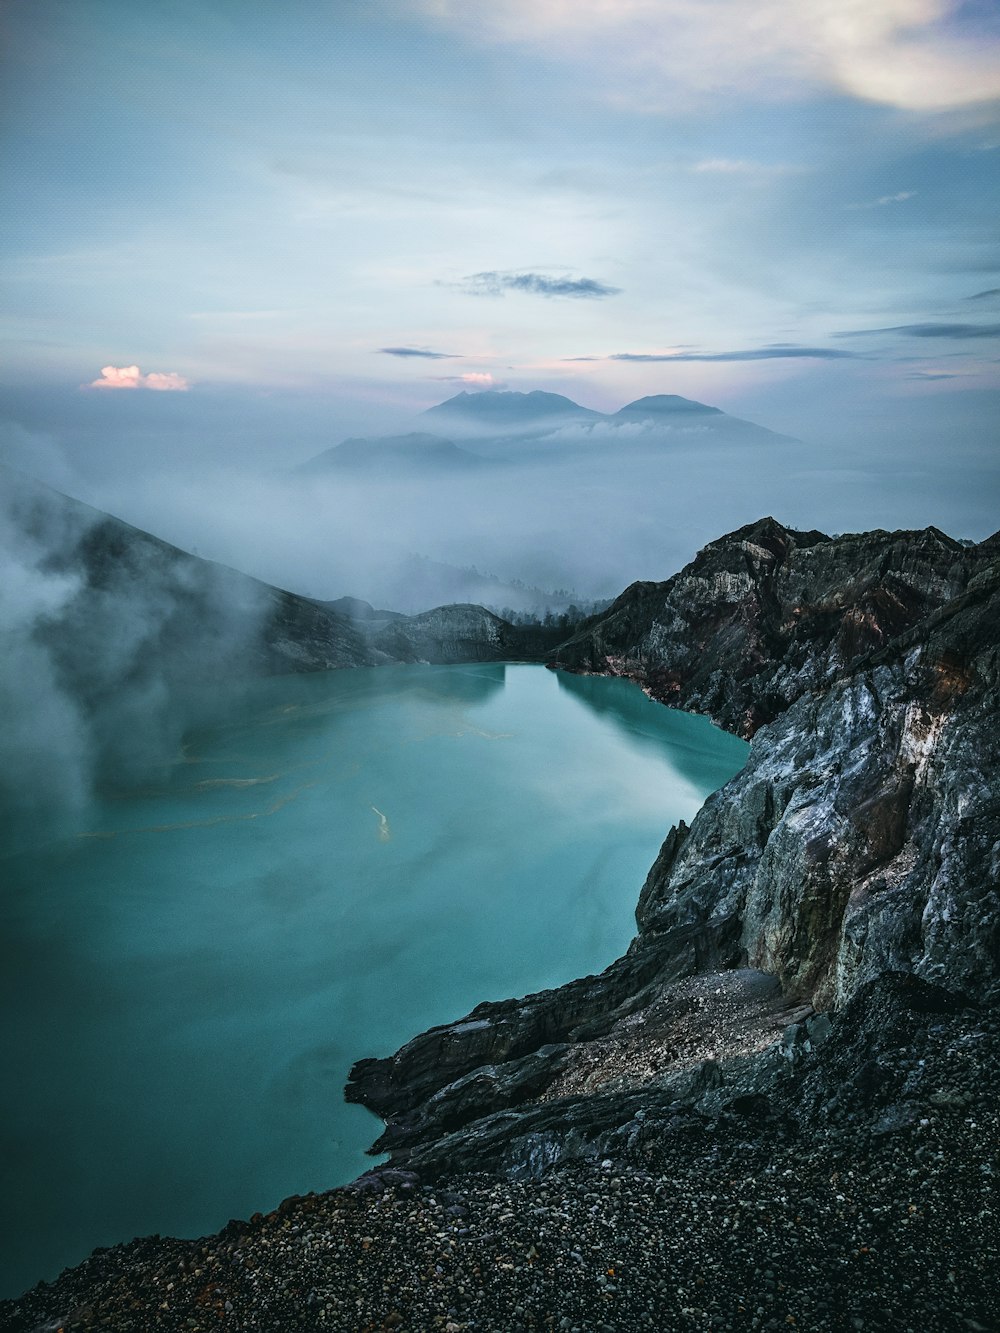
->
[[421, 389, 602, 436], [0, 469, 554, 845], [6, 516, 999, 1331], [611, 393, 724, 419], [551, 516, 980, 735], [295, 432, 492, 476]]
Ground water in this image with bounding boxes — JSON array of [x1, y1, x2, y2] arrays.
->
[[0, 664, 747, 1297]]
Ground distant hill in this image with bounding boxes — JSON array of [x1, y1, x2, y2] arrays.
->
[[295, 389, 800, 473], [296, 432, 491, 477], [421, 389, 602, 436], [611, 394, 723, 419]]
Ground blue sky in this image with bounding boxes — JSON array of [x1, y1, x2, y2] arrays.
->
[[2, 0, 999, 462]]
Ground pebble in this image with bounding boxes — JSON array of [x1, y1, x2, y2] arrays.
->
[[1, 1002, 996, 1333]]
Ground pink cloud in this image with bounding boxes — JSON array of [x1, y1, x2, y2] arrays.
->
[[91, 365, 143, 389], [143, 371, 189, 391], [89, 365, 190, 391], [430, 371, 504, 386]]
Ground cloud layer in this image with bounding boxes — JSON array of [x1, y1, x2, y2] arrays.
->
[[567, 345, 861, 363], [379, 346, 459, 359], [89, 365, 189, 391], [838, 323, 1000, 340], [418, 0, 1000, 112], [458, 271, 621, 299]]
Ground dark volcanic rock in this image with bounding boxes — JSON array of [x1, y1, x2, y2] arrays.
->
[[6, 469, 555, 680], [6, 980, 997, 1332], [347, 518, 1000, 1176], [551, 517, 986, 736]]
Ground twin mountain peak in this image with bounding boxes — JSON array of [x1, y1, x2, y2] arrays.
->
[[297, 390, 775, 474]]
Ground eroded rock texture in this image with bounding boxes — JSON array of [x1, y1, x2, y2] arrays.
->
[[551, 516, 988, 736], [348, 519, 999, 1176]]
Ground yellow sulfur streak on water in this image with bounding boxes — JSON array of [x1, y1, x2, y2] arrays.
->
[[370, 805, 391, 842]]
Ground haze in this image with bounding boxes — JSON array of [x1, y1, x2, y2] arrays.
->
[[2, 1, 999, 606]]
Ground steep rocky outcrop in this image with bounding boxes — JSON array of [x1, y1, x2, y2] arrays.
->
[[347, 519, 999, 1177], [551, 516, 986, 736]]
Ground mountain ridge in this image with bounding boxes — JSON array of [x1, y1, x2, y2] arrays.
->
[[294, 388, 801, 473]]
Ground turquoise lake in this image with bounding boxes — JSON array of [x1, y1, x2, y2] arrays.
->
[[0, 663, 748, 1297]]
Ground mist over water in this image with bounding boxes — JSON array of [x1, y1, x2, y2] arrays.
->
[[0, 663, 747, 1298]]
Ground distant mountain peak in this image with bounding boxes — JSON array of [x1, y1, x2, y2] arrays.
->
[[431, 388, 582, 410], [614, 394, 722, 417], [294, 431, 489, 475], [423, 389, 600, 430]]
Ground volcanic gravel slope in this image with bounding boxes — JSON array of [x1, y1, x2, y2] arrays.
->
[[2, 995, 997, 1332]]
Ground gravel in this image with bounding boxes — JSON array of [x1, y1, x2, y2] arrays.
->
[[2, 1004, 997, 1333]]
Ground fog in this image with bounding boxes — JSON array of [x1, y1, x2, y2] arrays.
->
[[1, 384, 996, 843], [10, 394, 994, 615], [0, 469, 271, 853]]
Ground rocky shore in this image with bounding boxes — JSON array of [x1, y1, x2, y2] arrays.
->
[[3, 976, 997, 1331], [3, 518, 998, 1331]]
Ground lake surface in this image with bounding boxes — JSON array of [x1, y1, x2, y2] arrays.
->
[[0, 663, 747, 1297]]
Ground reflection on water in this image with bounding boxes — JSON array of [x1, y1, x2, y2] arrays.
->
[[0, 663, 747, 1298], [555, 670, 742, 794]]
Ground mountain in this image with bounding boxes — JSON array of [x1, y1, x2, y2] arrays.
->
[[551, 516, 975, 735], [420, 388, 602, 436], [612, 393, 723, 419], [295, 432, 491, 476]]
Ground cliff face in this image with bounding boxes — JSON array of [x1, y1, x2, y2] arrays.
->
[[347, 519, 1000, 1177], [350, 602, 564, 664], [550, 517, 987, 737], [5, 516, 999, 1328]]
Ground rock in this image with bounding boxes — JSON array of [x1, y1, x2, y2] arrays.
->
[[347, 519, 1000, 1176]]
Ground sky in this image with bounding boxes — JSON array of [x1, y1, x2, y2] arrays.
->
[[1, 0, 998, 508]]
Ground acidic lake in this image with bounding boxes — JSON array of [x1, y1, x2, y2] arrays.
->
[[0, 663, 748, 1297]]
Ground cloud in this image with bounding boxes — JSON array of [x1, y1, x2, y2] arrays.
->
[[968, 289, 1000, 301], [837, 323, 1000, 339], [430, 372, 504, 387], [144, 372, 190, 391], [566, 344, 862, 363], [847, 190, 917, 209], [457, 271, 621, 299], [691, 158, 802, 176], [904, 371, 963, 379], [89, 365, 190, 391], [379, 346, 460, 359], [415, 0, 1000, 112]]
